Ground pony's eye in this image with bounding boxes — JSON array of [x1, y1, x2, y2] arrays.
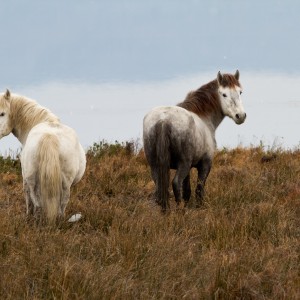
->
[[240, 91, 242, 95], [0, 112, 5, 117], [222, 93, 227, 97]]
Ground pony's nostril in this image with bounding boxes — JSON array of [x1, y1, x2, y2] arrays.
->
[[244, 113, 247, 119], [235, 114, 240, 119]]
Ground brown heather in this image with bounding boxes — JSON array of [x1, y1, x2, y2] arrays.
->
[[0, 142, 299, 299]]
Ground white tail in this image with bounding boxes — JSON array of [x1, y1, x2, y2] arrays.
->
[[38, 134, 62, 223]]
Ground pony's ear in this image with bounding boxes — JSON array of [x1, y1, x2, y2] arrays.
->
[[217, 71, 223, 85], [234, 70, 240, 81], [4, 89, 11, 100]]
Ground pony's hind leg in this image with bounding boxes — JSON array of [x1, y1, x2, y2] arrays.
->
[[60, 181, 71, 218], [24, 180, 34, 215], [172, 164, 191, 206], [152, 166, 170, 211], [195, 156, 212, 207], [24, 176, 43, 223], [182, 174, 191, 206], [150, 168, 159, 202]]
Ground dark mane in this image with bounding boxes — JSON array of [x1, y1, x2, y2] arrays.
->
[[177, 74, 240, 117], [177, 79, 221, 117]]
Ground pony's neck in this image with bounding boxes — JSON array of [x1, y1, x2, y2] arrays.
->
[[10, 96, 59, 145], [203, 110, 224, 132]]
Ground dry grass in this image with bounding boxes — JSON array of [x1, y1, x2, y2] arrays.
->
[[0, 142, 299, 299]]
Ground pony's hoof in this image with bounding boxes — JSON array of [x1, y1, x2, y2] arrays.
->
[[68, 213, 82, 223]]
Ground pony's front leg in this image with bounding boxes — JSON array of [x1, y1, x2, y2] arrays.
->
[[195, 156, 212, 207]]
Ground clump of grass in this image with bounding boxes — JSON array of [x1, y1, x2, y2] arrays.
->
[[87, 139, 137, 159], [0, 143, 299, 299], [0, 155, 21, 174]]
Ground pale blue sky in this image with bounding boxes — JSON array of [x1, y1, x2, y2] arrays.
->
[[1, 0, 300, 88], [1, 1, 300, 153]]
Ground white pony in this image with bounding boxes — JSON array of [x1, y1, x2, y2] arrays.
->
[[143, 71, 246, 211], [0, 90, 86, 223]]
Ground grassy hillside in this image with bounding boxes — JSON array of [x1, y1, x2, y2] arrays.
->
[[0, 142, 299, 299]]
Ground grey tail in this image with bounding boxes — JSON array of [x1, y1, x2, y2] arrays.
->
[[155, 121, 171, 212]]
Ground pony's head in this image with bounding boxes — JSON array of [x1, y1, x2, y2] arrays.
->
[[0, 90, 13, 138], [217, 70, 246, 124]]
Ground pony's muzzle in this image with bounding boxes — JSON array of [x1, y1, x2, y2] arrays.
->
[[235, 112, 246, 124]]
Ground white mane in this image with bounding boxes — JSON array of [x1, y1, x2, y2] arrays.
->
[[9, 94, 59, 132], [0, 91, 60, 144]]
